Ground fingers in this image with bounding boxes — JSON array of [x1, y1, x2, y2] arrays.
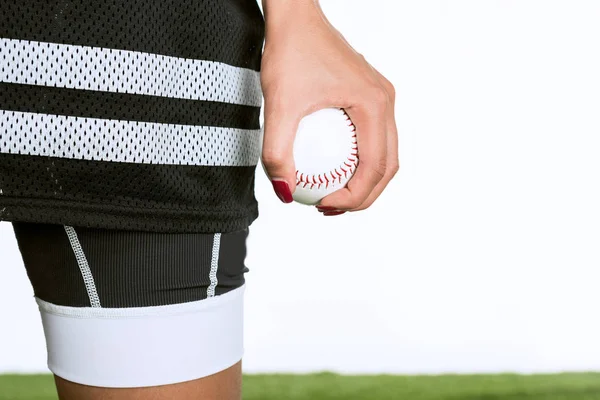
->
[[317, 67, 399, 214], [261, 103, 301, 203], [353, 103, 399, 211], [317, 86, 389, 210], [353, 68, 400, 211]]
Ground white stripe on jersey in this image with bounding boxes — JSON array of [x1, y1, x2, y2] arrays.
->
[[0, 110, 262, 166], [0, 38, 262, 107]]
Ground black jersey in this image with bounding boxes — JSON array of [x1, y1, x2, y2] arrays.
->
[[0, 0, 265, 233]]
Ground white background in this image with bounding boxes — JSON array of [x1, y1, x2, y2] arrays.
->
[[1, 0, 600, 374]]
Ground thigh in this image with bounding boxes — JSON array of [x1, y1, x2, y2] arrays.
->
[[54, 361, 242, 400], [11, 222, 249, 398]]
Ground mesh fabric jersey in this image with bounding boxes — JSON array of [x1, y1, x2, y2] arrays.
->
[[0, 0, 265, 233]]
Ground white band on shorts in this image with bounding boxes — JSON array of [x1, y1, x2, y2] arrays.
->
[[36, 285, 245, 388]]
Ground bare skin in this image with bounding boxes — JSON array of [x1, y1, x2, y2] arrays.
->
[[53, 361, 242, 400], [261, 0, 399, 215]]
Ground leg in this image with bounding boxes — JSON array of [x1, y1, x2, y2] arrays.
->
[[54, 361, 242, 400], [12, 222, 250, 400]]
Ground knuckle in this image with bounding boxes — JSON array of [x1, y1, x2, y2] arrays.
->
[[385, 80, 396, 99], [373, 69, 396, 99], [348, 198, 365, 209], [353, 203, 370, 212], [390, 160, 400, 176], [373, 159, 388, 180], [370, 87, 389, 108], [261, 148, 285, 168]]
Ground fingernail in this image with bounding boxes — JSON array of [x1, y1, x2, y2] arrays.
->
[[271, 179, 293, 204], [316, 206, 337, 211], [323, 211, 346, 216]]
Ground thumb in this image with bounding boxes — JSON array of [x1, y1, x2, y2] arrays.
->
[[261, 107, 300, 204]]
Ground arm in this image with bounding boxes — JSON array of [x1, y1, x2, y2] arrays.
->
[[261, 0, 399, 213]]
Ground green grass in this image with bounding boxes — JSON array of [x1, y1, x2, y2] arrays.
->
[[1, 373, 600, 399]]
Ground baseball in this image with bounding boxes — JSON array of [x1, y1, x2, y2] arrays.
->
[[292, 108, 359, 205]]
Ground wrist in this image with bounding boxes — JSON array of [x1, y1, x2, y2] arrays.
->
[[262, 0, 322, 29]]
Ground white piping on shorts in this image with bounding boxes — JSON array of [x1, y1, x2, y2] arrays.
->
[[207, 233, 221, 298], [63, 225, 102, 308]]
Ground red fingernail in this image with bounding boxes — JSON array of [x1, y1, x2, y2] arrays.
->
[[271, 180, 293, 204], [323, 211, 346, 216], [316, 206, 337, 211]]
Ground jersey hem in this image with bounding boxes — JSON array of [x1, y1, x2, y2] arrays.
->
[[0, 196, 258, 233]]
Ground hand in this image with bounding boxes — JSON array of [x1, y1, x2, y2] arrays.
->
[[260, 0, 399, 215]]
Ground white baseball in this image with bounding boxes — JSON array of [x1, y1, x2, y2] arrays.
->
[[292, 108, 359, 205]]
